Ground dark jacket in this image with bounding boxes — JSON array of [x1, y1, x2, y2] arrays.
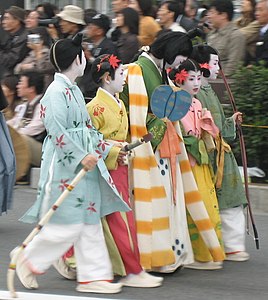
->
[[255, 29, 268, 66], [117, 32, 140, 64], [0, 26, 30, 78]]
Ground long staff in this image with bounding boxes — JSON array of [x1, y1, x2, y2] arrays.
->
[[7, 168, 87, 298], [219, 66, 259, 250]]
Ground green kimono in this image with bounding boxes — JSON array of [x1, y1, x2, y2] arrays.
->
[[197, 84, 247, 209]]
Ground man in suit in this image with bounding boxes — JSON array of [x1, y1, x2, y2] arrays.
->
[[255, 0, 268, 65]]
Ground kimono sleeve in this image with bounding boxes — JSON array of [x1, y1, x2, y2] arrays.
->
[[87, 102, 121, 170], [41, 89, 88, 171]]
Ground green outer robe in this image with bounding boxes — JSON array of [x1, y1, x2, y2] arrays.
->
[[120, 55, 167, 150], [197, 85, 247, 209]]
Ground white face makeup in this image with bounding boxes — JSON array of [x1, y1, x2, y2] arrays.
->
[[208, 54, 220, 80], [77, 51, 86, 77], [166, 55, 187, 68], [108, 64, 126, 94], [182, 70, 202, 96]]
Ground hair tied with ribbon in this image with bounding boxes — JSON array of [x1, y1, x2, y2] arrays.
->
[[175, 69, 189, 84], [199, 63, 210, 70], [97, 54, 121, 72]]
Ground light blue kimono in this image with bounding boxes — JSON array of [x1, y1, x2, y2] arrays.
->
[[20, 73, 129, 224], [0, 112, 16, 215]]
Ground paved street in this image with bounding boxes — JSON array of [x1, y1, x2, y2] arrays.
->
[[0, 186, 268, 300]]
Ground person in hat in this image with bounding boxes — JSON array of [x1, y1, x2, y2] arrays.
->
[[47, 5, 85, 41], [0, 85, 16, 215], [12, 33, 129, 294], [0, 6, 30, 78], [79, 13, 118, 101], [120, 29, 225, 273]]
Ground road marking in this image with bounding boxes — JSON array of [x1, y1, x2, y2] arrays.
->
[[0, 290, 121, 300]]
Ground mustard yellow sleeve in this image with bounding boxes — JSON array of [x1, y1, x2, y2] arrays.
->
[[105, 146, 121, 170]]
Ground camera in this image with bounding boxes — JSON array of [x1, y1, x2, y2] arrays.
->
[[38, 17, 59, 27], [27, 34, 41, 44]]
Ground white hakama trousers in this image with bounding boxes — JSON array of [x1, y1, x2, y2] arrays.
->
[[220, 205, 246, 253], [24, 222, 113, 282]]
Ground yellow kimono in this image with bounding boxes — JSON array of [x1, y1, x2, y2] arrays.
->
[[87, 87, 143, 276]]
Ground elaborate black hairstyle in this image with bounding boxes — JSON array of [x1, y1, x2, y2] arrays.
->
[[91, 54, 122, 84], [149, 28, 202, 65], [190, 44, 219, 78], [169, 59, 201, 85], [50, 33, 83, 72]]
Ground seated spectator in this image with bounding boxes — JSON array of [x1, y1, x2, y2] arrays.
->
[[7, 72, 46, 183], [80, 13, 118, 101], [0, 6, 30, 78], [1, 75, 23, 121], [207, 0, 246, 77], [14, 26, 54, 87], [254, 0, 268, 66], [129, 0, 161, 46], [116, 7, 140, 63], [157, 0, 186, 32], [235, 0, 260, 65]]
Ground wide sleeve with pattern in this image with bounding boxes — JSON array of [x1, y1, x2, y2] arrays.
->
[[86, 101, 121, 170], [41, 87, 88, 172]]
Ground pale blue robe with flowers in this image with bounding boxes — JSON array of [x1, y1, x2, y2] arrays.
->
[[20, 73, 129, 225]]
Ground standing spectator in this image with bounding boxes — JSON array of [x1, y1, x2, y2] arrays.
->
[[48, 5, 85, 42], [25, 10, 42, 30], [7, 72, 46, 183], [0, 6, 30, 78], [157, 1, 186, 32], [176, 0, 197, 31], [236, 0, 260, 64], [116, 7, 140, 63], [1, 75, 22, 121], [112, 0, 130, 14], [255, 0, 268, 65], [14, 27, 54, 87], [80, 13, 117, 101], [129, 0, 161, 46], [207, 0, 246, 77]]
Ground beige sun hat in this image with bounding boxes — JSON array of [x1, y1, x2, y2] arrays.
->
[[57, 5, 85, 25]]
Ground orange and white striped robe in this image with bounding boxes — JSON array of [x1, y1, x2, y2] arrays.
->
[[126, 60, 225, 272]]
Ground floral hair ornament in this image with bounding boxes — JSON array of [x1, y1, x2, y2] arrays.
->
[[199, 63, 210, 70], [175, 69, 189, 84], [97, 54, 121, 72]]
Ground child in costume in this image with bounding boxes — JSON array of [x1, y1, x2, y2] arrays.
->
[[190, 44, 249, 262], [121, 29, 225, 272], [13, 33, 129, 294], [86, 54, 163, 287], [169, 59, 225, 270]]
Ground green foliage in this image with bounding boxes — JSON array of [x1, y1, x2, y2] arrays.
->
[[227, 64, 268, 182]]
